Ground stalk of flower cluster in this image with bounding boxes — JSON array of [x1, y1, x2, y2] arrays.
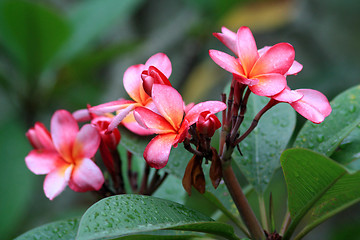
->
[[221, 158, 266, 240], [219, 87, 266, 240]]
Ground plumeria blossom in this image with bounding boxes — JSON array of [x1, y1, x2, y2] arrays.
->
[[25, 110, 104, 200], [90, 53, 172, 135], [209, 26, 300, 98], [272, 87, 332, 123], [134, 84, 227, 169]]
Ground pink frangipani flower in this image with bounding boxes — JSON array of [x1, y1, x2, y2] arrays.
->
[[90, 53, 172, 135], [25, 110, 104, 200], [209, 26, 298, 97], [272, 87, 332, 124], [133, 84, 227, 169]]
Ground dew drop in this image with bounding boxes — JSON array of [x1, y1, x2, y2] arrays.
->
[[272, 118, 279, 125], [316, 135, 324, 143], [349, 105, 356, 113]]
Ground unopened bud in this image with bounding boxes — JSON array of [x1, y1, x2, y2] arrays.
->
[[141, 66, 171, 96], [196, 111, 221, 137]]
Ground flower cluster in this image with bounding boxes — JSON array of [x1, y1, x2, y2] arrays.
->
[[25, 26, 331, 200]]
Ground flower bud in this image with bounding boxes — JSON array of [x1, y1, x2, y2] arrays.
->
[[141, 66, 171, 96], [196, 111, 221, 137], [92, 116, 121, 150]]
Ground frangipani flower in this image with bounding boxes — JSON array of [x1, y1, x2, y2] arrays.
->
[[209, 26, 298, 97], [25, 110, 104, 200], [273, 87, 332, 123], [134, 84, 227, 169], [90, 53, 172, 135]]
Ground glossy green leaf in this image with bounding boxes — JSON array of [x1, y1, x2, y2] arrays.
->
[[233, 94, 296, 193], [77, 194, 239, 240], [0, 118, 36, 239], [294, 85, 360, 156], [114, 234, 206, 240], [15, 218, 79, 240], [0, 0, 70, 76], [331, 124, 360, 171], [58, 0, 145, 61], [281, 148, 360, 239]]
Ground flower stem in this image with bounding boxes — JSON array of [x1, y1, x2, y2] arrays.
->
[[221, 160, 265, 240]]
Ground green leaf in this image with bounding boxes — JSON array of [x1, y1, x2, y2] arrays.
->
[[77, 194, 239, 240], [119, 126, 151, 156], [281, 148, 360, 239], [58, 0, 145, 61], [331, 124, 360, 171], [114, 233, 207, 239], [294, 85, 360, 156], [0, 117, 36, 239], [233, 94, 296, 193], [0, 0, 70, 76], [15, 218, 79, 240]]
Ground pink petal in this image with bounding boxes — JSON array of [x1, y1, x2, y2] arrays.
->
[[249, 73, 287, 97], [209, 50, 245, 76], [72, 109, 91, 122], [286, 60, 303, 76], [51, 110, 79, 163], [236, 26, 259, 75], [213, 27, 237, 55], [250, 43, 295, 77], [122, 113, 154, 135], [185, 101, 227, 125], [25, 149, 63, 174], [123, 64, 149, 104], [145, 53, 172, 78], [107, 104, 136, 132], [72, 124, 100, 159], [143, 133, 177, 169], [258, 46, 271, 57], [44, 164, 73, 200], [152, 84, 184, 130], [134, 107, 175, 134], [291, 89, 332, 121], [89, 99, 134, 115], [26, 122, 54, 150], [68, 158, 104, 192], [272, 87, 303, 103]]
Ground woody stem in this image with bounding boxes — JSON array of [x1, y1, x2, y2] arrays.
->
[[221, 159, 266, 240]]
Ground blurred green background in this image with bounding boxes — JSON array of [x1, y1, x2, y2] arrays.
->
[[0, 0, 359, 239]]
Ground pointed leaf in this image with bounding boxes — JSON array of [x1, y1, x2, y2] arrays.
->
[[233, 93, 296, 193], [281, 149, 360, 239], [77, 194, 239, 240], [294, 85, 360, 156], [15, 218, 79, 240]]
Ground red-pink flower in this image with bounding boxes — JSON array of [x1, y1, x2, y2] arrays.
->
[[90, 53, 172, 135], [196, 111, 222, 137], [272, 87, 332, 123], [91, 116, 121, 176], [25, 110, 104, 200], [133, 84, 227, 169], [209, 26, 298, 97]]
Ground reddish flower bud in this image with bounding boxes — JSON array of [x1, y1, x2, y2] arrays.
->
[[196, 111, 222, 137], [92, 116, 121, 150], [141, 66, 171, 96]]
